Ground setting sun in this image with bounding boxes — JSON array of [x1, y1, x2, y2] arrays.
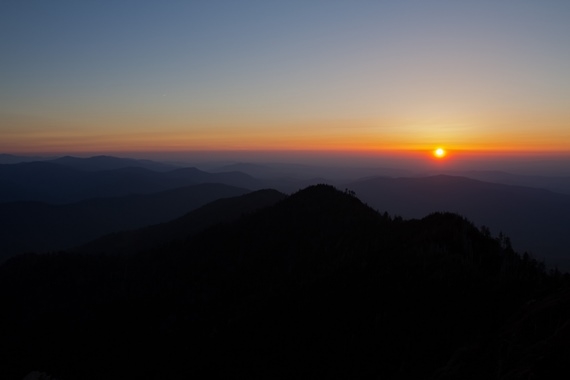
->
[[434, 148, 446, 158]]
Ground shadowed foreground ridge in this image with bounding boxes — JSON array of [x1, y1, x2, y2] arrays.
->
[[1, 185, 569, 379]]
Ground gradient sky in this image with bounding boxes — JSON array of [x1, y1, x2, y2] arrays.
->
[[1, 0, 569, 156]]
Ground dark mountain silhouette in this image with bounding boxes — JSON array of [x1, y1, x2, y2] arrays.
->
[[0, 183, 250, 261], [77, 189, 286, 255], [48, 155, 178, 172], [0, 161, 265, 203], [346, 175, 570, 271], [0, 185, 568, 379]]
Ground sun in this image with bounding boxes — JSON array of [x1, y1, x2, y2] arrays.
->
[[434, 147, 446, 158]]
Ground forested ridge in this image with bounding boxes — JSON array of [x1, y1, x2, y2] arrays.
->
[[1, 185, 568, 379]]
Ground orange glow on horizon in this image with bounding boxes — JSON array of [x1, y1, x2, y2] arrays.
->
[[2, 123, 570, 160], [3, 110, 570, 157]]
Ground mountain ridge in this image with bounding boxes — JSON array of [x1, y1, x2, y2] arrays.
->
[[1, 184, 566, 379], [347, 174, 570, 270]]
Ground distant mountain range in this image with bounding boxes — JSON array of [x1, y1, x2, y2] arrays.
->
[[432, 170, 570, 195], [209, 162, 570, 194], [0, 159, 263, 203], [47, 155, 179, 172], [0, 155, 332, 203], [210, 161, 411, 180], [0, 153, 52, 164]]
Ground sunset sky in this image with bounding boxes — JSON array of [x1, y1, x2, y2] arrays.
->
[[1, 1, 569, 159]]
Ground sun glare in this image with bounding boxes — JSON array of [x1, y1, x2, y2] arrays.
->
[[434, 148, 446, 158]]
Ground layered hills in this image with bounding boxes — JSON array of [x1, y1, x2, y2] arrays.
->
[[0, 183, 252, 261], [0, 160, 261, 203], [2, 155, 570, 273], [1, 185, 568, 379], [2, 155, 570, 272], [77, 189, 286, 255]]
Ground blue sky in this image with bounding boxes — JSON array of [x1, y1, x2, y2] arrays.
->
[[1, 0, 569, 155]]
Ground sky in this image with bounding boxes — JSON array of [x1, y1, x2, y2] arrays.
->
[[1, 0, 570, 163]]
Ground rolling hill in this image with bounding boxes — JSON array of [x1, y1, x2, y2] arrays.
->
[[0, 183, 250, 261], [77, 188, 286, 255]]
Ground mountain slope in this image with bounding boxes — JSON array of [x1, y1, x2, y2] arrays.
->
[[0, 183, 250, 261], [77, 189, 286, 255], [0, 185, 565, 379], [347, 175, 570, 270]]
